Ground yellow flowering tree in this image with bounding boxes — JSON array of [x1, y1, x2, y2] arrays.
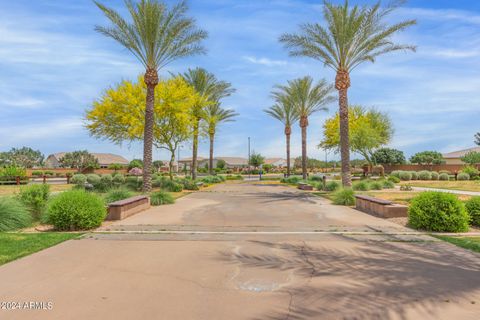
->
[[86, 76, 197, 179], [319, 106, 393, 167]]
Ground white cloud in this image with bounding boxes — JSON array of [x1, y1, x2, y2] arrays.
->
[[243, 56, 287, 67]]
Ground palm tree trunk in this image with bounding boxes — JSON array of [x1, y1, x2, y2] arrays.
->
[[192, 118, 199, 180], [336, 70, 352, 187], [142, 67, 158, 192], [300, 116, 308, 180], [285, 126, 291, 177], [209, 133, 214, 175]]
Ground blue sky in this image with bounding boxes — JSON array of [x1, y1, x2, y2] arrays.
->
[[0, 0, 479, 162]]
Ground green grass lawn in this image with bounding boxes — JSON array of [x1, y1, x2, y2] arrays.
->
[[435, 236, 480, 254], [0, 232, 82, 266]]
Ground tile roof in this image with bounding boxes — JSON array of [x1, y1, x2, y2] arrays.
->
[[51, 152, 129, 165], [442, 147, 480, 158]]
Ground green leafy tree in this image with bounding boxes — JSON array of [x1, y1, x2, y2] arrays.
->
[[108, 163, 125, 172], [94, 0, 207, 191], [59, 151, 99, 172], [181, 68, 234, 179], [249, 152, 265, 169], [460, 151, 480, 166], [410, 151, 444, 166], [128, 159, 144, 170], [2, 147, 44, 168], [216, 159, 226, 170], [320, 106, 393, 167], [272, 77, 334, 179], [153, 160, 164, 171], [264, 88, 299, 177], [204, 104, 237, 174], [372, 148, 406, 165], [280, 0, 416, 186]]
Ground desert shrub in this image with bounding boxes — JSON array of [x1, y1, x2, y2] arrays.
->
[[332, 188, 355, 206], [457, 173, 470, 181], [461, 166, 479, 179], [0, 197, 32, 231], [104, 188, 134, 204], [71, 174, 86, 186], [86, 174, 101, 185], [180, 179, 199, 191], [101, 174, 113, 186], [439, 173, 449, 181], [31, 171, 43, 176], [325, 181, 340, 192], [418, 171, 432, 180], [399, 171, 412, 181], [408, 192, 469, 232], [439, 170, 451, 175], [465, 197, 480, 227], [226, 174, 243, 181], [309, 175, 323, 182], [112, 174, 125, 185], [369, 181, 383, 190], [390, 170, 402, 179], [410, 171, 418, 180], [18, 184, 50, 219], [157, 179, 183, 192], [387, 175, 400, 183], [431, 172, 439, 180], [353, 181, 370, 191], [382, 180, 395, 189], [400, 185, 413, 191], [125, 176, 143, 191], [281, 176, 302, 184], [150, 191, 174, 206], [128, 167, 143, 176], [201, 175, 225, 184], [44, 190, 106, 230]]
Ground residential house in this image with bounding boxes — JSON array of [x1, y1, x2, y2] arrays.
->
[[178, 156, 248, 171], [45, 152, 129, 169], [442, 147, 480, 165]]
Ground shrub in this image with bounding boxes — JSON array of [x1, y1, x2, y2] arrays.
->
[[125, 176, 143, 191], [410, 171, 418, 180], [382, 180, 395, 189], [0, 197, 32, 231], [461, 166, 479, 179], [439, 170, 451, 175], [418, 170, 432, 180], [369, 181, 383, 190], [18, 184, 50, 219], [104, 188, 134, 204], [431, 172, 439, 180], [408, 192, 469, 232], [201, 175, 225, 184], [332, 188, 355, 206], [71, 174, 86, 186], [400, 185, 413, 191], [112, 174, 125, 185], [86, 174, 101, 185], [466, 197, 480, 227], [44, 190, 106, 230], [387, 175, 400, 183], [150, 191, 174, 206], [281, 176, 302, 184], [156, 179, 183, 192], [180, 179, 199, 191], [129, 167, 143, 176], [31, 171, 43, 176], [353, 180, 370, 191], [390, 170, 402, 179], [309, 175, 323, 182], [457, 173, 470, 181], [226, 174, 243, 181], [439, 173, 449, 181], [399, 171, 412, 181], [325, 181, 340, 192]]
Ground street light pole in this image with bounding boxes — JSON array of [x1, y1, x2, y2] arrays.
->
[[248, 137, 251, 179]]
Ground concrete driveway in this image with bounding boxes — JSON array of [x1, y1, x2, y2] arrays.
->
[[1, 181, 480, 320]]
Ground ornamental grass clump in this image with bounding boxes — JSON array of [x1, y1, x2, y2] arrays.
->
[[104, 188, 134, 204], [150, 191, 175, 206], [325, 181, 340, 192], [18, 184, 50, 220], [408, 192, 469, 232], [369, 181, 383, 190], [332, 188, 355, 206], [353, 180, 370, 191], [44, 190, 106, 231], [0, 197, 32, 231]]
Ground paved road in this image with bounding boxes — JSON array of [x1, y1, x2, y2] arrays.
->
[[1, 182, 480, 320]]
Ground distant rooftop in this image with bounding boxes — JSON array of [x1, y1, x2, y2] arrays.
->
[[442, 147, 480, 159]]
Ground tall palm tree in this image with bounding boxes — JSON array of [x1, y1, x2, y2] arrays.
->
[[204, 104, 238, 174], [94, 0, 207, 191], [274, 77, 335, 180], [280, 0, 416, 186], [181, 68, 234, 179], [264, 94, 299, 177]]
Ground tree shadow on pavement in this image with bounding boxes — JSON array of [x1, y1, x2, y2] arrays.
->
[[244, 191, 319, 205], [217, 236, 480, 319]]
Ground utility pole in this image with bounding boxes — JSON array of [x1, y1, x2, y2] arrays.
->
[[248, 137, 251, 179]]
